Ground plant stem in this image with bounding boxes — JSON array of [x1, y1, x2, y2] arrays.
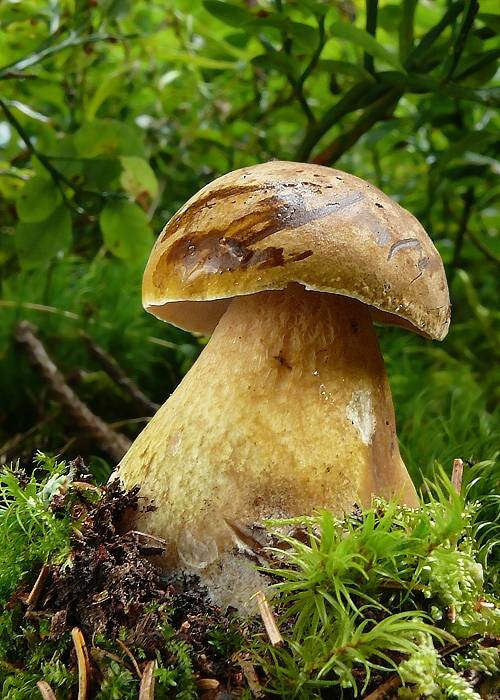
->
[[364, 0, 379, 75], [312, 88, 402, 166]]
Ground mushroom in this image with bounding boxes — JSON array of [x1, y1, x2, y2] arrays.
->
[[118, 161, 450, 605]]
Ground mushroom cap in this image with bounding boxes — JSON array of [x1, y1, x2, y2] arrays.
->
[[143, 161, 450, 339]]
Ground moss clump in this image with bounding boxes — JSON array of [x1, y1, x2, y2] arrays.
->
[[0, 454, 498, 699]]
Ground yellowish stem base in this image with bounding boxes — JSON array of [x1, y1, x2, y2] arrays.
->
[[119, 286, 418, 569]]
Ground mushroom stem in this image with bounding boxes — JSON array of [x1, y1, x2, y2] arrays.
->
[[119, 285, 418, 567]]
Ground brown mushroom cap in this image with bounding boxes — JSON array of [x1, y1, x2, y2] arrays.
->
[[144, 161, 450, 340]]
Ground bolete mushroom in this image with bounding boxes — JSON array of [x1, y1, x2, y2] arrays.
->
[[118, 161, 450, 605]]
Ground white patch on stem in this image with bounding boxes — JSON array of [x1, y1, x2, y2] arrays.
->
[[346, 390, 376, 445]]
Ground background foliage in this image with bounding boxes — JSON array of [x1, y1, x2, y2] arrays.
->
[[0, 0, 498, 484]]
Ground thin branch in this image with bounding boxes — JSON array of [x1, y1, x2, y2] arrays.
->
[[0, 32, 137, 79], [71, 628, 90, 700], [467, 225, 500, 264], [451, 458, 464, 494], [444, 0, 479, 82], [138, 660, 156, 700], [0, 97, 76, 206], [255, 591, 283, 647], [297, 14, 326, 90], [15, 321, 131, 462], [81, 332, 159, 415], [312, 88, 402, 166], [0, 98, 125, 213], [364, 0, 379, 75], [26, 564, 50, 609], [36, 681, 58, 700], [296, 80, 385, 161]]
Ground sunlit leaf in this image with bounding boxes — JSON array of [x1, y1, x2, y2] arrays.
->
[[120, 157, 159, 200], [100, 200, 152, 261]]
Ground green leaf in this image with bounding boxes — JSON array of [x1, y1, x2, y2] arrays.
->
[[329, 22, 405, 72], [74, 120, 146, 158], [15, 205, 72, 265], [100, 200, 152, 261], [203, 1, 253, 28], [120, 157, 159, 200], [16, 176, 62, 223]]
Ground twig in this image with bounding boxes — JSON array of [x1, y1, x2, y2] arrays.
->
[[234, 655, 264, 698], [15, 321, 131, 462], [197, 678, 220, 690], [36, 680, 58, 700], [451, 458, 464, 495], [255, 591, 283, 647], [312, 88, 402, 166], [116, 639, 142, 679], [0, 32, 138, 78], [0, 97, 75, 207], [467, 225, 500, 264], [364, 0, 379, 75], [26, 564, 50, 609], [81, 331, 159, 415], [71, 627, 90, 700], [138, 660, 156, 700], [296, 81, 385, 161], [362, 675, 401, 700]]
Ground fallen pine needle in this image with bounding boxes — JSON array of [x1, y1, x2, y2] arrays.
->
[[235, 655, 264, 698], [197, 678, 220, 690], [139, 660, 156, 700], [116, 638, 142, 679], [255, 590, 283, 647], [451, 458, 464, 494], [26, 564, 50, 608], [362, 674, 401, 699], [36, 680, 58, 700], [71, 627, 90, 700]]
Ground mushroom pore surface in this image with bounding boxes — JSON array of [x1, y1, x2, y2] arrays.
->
[[119, 284, 418, 567]]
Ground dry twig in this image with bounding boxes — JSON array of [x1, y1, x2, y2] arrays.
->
[[26, 564, 50, 609], [36, 680, 58, 700], [197, 678, 220, 690], [116, 639, 142, 679], [255, 591, 283, 647], [235, 655, 264, 698], [362, 675, 401, 699], [71, 627, 90, 700], [451, 458, 464, 494], [15, 321, 131, 462], [138, 660, 156, 700]]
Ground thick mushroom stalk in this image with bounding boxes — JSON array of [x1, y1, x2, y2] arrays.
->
[[119, 285, 418, 566]]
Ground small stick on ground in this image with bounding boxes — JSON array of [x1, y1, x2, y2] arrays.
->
[[81, 331, 159, 415], [255, 591, 283, 647], [235, 656, 264, 698], [116, 639, 142, 679], [26, 564, 50, 609], [362, 674, 401, 699], [451, 458, 464, 494], [138, 660, 156, 700], [71, 627, 90, 700], [197, 678, 220, 690], [36, 680, 58, 700], [15, 321, 131, 462]]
